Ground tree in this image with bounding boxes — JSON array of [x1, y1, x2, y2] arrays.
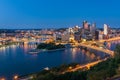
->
[[115, 44, 120, 57]]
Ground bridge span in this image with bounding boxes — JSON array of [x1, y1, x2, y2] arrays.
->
[[78, 43, 114, 57], [99, 37, 120, 43]]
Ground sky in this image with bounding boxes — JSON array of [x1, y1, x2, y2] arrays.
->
[[0, 0, 120, 29]]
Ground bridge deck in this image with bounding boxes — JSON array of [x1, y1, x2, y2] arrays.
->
[[78, 43, 114, 56]]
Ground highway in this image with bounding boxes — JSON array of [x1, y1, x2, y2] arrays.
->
[[63, 58, 108, 73]]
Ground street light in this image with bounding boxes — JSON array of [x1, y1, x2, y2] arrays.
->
[[13, 75, 18, 80], [0, 78, 5, 80]]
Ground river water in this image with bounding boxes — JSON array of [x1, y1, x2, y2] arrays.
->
[[0, 41, 119, 80]]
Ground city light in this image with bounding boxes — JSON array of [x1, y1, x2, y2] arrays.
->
[[0, 21, 120, 79], [13, 75, 18, 80], [0, 78, 6, 80]]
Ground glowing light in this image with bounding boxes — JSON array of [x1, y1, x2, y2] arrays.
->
[[13, 75, 18, 80], [0, 78, 6, 80], [30, 76, 34, 79], [83, 39, 86, 42], [69, 66, 72, 70]]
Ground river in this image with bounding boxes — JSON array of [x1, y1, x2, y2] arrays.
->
[[0, 41, 119, 80]]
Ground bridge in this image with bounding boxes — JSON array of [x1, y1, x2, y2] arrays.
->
[[78, 43, 114, 57], [76, 37, 120, 57], [61, 37, 120, 74], [99, 37, 120, 43]]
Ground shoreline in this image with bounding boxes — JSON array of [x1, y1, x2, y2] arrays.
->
[[0, 42, 19, 48], [29, 48, 67, 54], [18, 56, 109, 80], [39, 48, 67, 52]]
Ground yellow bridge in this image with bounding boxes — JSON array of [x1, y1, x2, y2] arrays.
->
[[78, 43, 114, 57]]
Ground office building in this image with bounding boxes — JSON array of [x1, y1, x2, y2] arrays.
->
[[104, 24, 108, 35]]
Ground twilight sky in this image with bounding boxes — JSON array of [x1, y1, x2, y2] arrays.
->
[[0, 0, 120, 29]]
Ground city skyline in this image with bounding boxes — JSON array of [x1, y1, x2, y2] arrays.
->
[[1, 0, 120, 79], [0, 0, 120, 29]]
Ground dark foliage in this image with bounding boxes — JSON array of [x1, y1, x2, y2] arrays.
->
[[37, 43, 65, 50]]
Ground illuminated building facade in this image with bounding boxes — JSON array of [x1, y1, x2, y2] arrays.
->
[[104, 24, 108, 35]]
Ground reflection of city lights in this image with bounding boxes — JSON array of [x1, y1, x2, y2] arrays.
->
[[30, 76, 34, 79], [90, 53, 95, 60], [72, 48, 76, 54], [71, 48, 78, 60], [82, 49, 85, 53], [11, 45, 16, 48], [24, 42, 28, 45], [2, 47, 6, 50], [107, 43, 111, 49], [24, 43, 28, 52], [86, 51, 90, 57]]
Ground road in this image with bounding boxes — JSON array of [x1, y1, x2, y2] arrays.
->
[[54, 37, 120, 74], [62, 37, 120, 73], [99, 37, 120, 43], [78, 43, 114, 56], [63, 58, 108, 73]]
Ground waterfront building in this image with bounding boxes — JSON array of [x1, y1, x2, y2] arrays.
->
[[53, 33, 57, 41], [83, 21, 89, 30], [74, 29, 82, 42], [73, 25, 80, 33], [98, 31, 104, 40], [103, 24, 109, 39], [95, 30, 99, 40], [61, 28, 75, 42], [1, 33, 6, 38], [99, 34, 103, 40], [90, 23, 96, 34], [61, 31, 70, 42], [40, 34, 54, 43], [53, 32, 62, 42], [104, 24, 108, 35]]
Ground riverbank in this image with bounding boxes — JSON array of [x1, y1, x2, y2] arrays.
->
[[20, 46, 111, 79], [18, 63, 80, 79], [18, 55, 120, 80], [19, 43, 117, 80], [28, 43, 66, 54], [18, 57, 108, 80], [28, 48, 67, 54], [0, 42, 115, 80], [0, 42, 19, 48], [40, 48, 66, 52]]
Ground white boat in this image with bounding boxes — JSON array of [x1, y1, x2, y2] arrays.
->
[[28, 49, 40, 54], [44, 67, 50, 70]]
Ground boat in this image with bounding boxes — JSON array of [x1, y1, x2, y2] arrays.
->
[[44, 67, 50, 70], [28, 48, 40, 54]]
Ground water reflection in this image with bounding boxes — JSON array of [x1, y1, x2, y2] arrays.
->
[[107, 40, 120, 50], [71, 48, 78, 60], [0, 43, 109, 79]]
